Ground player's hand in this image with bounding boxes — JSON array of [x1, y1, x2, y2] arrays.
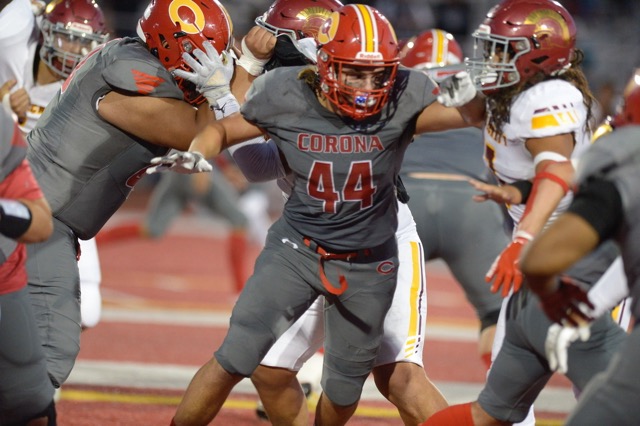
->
[[537, 276, 594, 326], [1, 80, 29, 123], [468, 178, 521, 204], [146, 151, 212, 175], [437, 71, 476, 107], [486, 231, 533, 297], [545, 322, 591, 374], [173, 41, 234, 102], [237, 26, 276, 76]]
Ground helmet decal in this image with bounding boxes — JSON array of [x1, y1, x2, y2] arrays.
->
[[524, 9, 571, 45], [317, 11, 339, 45], [297, 7, 334, 38], [168, 0, 206, 34]]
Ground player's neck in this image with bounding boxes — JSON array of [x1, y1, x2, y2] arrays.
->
[[37, 61, 63, 85]]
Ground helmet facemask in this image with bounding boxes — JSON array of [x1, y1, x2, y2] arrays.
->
[[40, 1, 109, 79], [467, 26, 531, 92], [318, 50, 397, 120]]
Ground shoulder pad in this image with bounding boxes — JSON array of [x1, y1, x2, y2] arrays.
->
[[102, 40, 184, 99], [510, 80, 586, 138]]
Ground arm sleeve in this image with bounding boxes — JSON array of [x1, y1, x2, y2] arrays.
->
[[227, 138, 287, 182], [567, 178, 623, 242]]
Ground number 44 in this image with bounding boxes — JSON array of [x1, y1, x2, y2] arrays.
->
[[308, 161, 377, 213]]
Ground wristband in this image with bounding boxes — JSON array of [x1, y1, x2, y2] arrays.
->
[[511, 180, 533, 203], [213, 93, 240, 118], [237, 37, 269, 77], [514, 229, 534, 242], [0, 199, 32, 239]]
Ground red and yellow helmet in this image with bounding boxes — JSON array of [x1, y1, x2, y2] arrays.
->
[[316, 4, 399, 120], [136, 0, 233, 105]]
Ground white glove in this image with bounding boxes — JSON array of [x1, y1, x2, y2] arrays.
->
[[173, 41, 234, 104], [545, 323, 591, 375], [146, 151, 212, 175], [437, 71, 477, 107]]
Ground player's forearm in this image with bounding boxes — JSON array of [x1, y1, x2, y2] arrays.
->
[[521, 213, 599, 294], [7, 197, 53, 243]]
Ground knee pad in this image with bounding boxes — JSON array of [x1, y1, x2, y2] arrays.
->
[[321, 351, 373, 406]]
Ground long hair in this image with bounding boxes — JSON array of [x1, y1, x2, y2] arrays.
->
[[486, 49, 596, 136], [298, 66, 321, 95]]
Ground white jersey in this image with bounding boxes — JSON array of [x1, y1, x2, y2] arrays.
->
[[483, 79, 591, 224], [0, 0, 37, 87]]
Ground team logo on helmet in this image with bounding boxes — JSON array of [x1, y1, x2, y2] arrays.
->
[[525, 9, 571, 46], [317, 11, 339, 45], [168, 0, 206, 34], [298, 7, 334, 38]]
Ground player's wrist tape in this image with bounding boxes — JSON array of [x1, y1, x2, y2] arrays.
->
[[511, 179, 533, 203], [0, 199, 32, 239], [514, 229, 534, 242], [213, 93, 240, 118], [237, 38, 269, 77]]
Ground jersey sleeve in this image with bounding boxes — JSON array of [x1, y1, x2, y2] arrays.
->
[[510, 80, 587, 139], [101, 40, 184, 100], [241, 67, 309, 129], [0, 160, 44, 201]]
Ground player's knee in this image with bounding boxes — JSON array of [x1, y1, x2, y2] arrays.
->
[[323, 374, 365, 406], [251, 365, 297, 391], [322, 353, 373, 406], [215, 326, 276, 376]]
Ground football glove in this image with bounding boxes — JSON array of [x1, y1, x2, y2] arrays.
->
[[437, 71, 477, 108], [486, 231, 533, 297], [173, 41, 234, 104], [545, 322, 591, 374], [146, 151, 212, 175], [538, 276, 594, 326]]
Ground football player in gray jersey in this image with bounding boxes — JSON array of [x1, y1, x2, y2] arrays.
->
[[156, 4, 485, 425], [231, 2, 449, 424], [23, 0, 274, 389], [399, 29, 507, 370], [0, 107, 56, 426], [522, 69, 640, 426]]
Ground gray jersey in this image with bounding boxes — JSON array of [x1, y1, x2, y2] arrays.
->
[[26, 37, 183, 240], [241, 66, 437, 251], [576, 125, 640, 319], [401, 127, 490, 180]]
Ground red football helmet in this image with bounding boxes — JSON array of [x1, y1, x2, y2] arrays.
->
[[136, 0, 233, 105], [40, 0, 109, 78], [399, 29, 463, 82], [316, 4, 399, 120], [611, 69, 640, 128], [256, 0, 343, 41], [466, 0, 576, 92]]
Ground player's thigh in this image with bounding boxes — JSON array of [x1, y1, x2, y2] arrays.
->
[[479, 318, 552, 423], [261, 296, 325, 370], [216, 220, 321, 375], [376, 227, 426, 366], [0, 288, 55, 424], [566, 327, 640, 426]]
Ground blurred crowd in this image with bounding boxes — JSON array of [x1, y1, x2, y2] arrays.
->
[[102, 0, 640, 112]]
